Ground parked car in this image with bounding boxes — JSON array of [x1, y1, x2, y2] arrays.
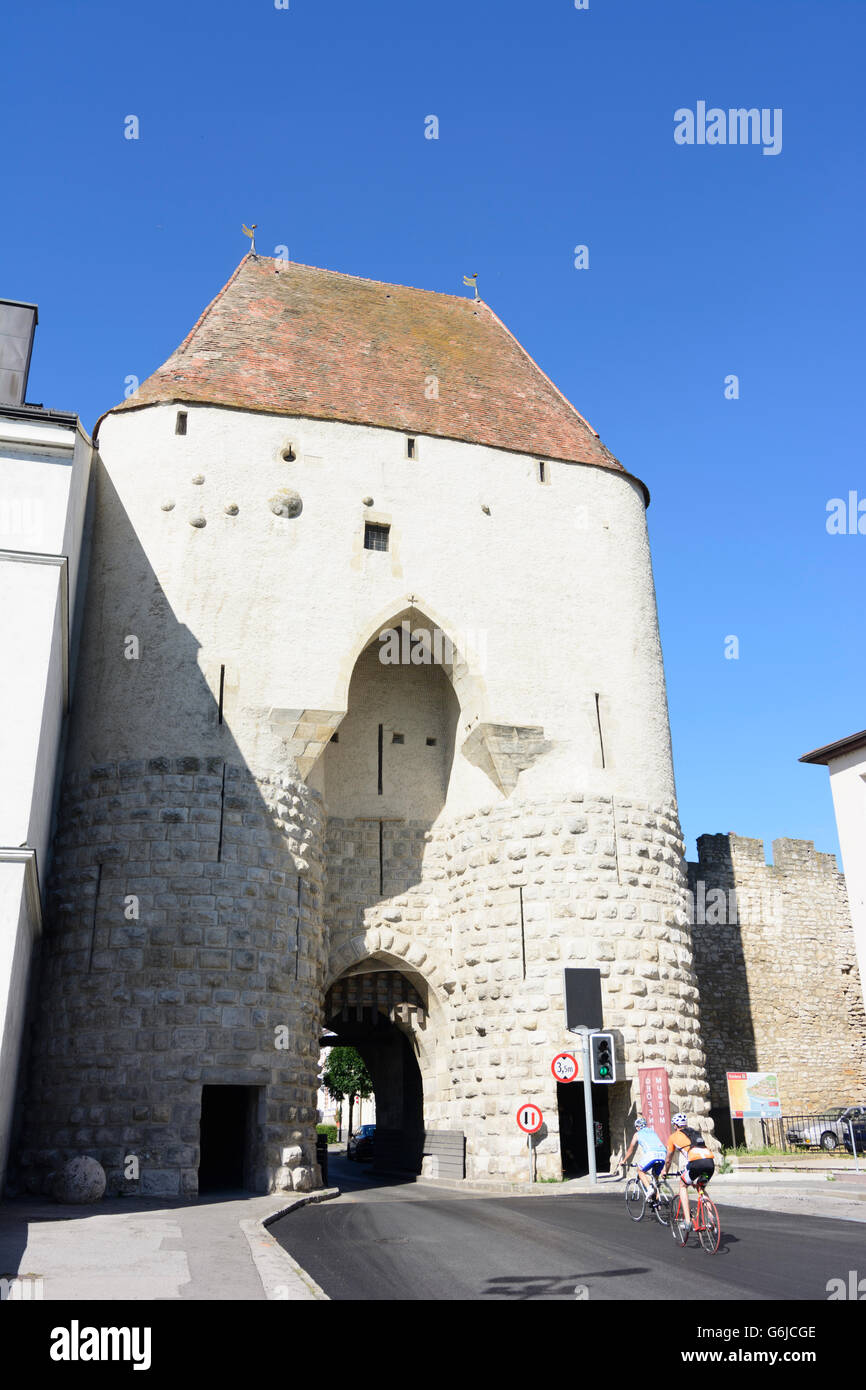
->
[[347, 1124, 376, 1161], [786, 1106, 866, 1151], [842, 1118, 866, 1156]]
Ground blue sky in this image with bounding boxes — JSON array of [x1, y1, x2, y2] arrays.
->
[[3, 0, 863, 863]]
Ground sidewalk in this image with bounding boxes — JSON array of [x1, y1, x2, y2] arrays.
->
[[0, 1189, 338, 1301], [412, 1166, 866, 1220]]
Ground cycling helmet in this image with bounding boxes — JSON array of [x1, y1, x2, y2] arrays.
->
[[673, 1112, 687, 1126], [634, 1117, 647, 1130]]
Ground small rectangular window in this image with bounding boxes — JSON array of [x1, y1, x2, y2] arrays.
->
[[364, 522, 390, 552], [406, 437, 416, 459], [426, 737, 437, 747], [392, 733, 404, 744], [330, 732, 339, 743], [176, 411, 188, 436], [538, 460, 549, 484]]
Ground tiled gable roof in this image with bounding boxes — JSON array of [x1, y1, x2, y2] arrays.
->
[[110, 255, 632, 484]]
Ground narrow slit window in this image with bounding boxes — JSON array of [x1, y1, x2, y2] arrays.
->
[[364, 522, 390, 552], [538, 460, 548, 484], [176, 411, 188, 436], [406, 437, 416, 459]]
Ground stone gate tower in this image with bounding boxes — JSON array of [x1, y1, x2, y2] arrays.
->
[[17, 255, 710, 1194]]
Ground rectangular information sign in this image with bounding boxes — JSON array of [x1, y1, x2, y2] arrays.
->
[[638, 1066, 671, 1142], [726, 1071, 782, 1119]]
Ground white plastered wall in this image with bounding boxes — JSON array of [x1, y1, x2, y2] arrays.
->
[[80, 405, 677, 814], [827, 749, 866, 999]]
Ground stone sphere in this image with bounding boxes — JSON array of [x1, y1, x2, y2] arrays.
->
[[53, 1156, 106, 1205], [269, 488, 303, 518]]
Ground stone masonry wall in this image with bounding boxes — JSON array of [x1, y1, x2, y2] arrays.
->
[[17, 759, 326, 1197], [689, 834, 866, 1118], [441, 793, 710, 1179], [323, 793, 713, 1182]]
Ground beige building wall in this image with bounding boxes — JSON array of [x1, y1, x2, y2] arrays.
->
[[689, 833, 866, 1131], [17, 400, 709, 1193]]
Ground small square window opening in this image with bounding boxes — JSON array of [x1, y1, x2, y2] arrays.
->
[[364, 522, 390, 552], [392, 733, 404, 744]]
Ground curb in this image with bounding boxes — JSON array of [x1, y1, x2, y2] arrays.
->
[[243, 1187, 342, 1301], [412, 1173, 866, 1203]]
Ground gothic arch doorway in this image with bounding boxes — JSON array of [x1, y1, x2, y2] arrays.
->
[[323, 962, 429, 1173]]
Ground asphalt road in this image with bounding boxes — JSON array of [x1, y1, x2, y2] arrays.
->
[[270, 1156, 865, 1301]]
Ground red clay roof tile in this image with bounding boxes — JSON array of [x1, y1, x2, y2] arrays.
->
[[109, 255, 633, 485]]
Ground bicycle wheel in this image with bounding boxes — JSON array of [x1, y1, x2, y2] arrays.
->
[[670, 1192, 689, 1246], [625, 1177, 646, 1221], [654, 1181, 674, 1227], [698, 1195, 721, 1253]]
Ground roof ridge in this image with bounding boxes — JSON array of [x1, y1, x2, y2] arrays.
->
[[482, 300, 601, 441], [176, 254, 253, 356], [253, 254, 478, 306]]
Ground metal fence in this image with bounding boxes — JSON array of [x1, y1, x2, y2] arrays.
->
[[756, 1112, 864, 1155]]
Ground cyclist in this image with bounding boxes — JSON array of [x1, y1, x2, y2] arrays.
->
[[661, 1112, 715, 1234], [623, 1116, 667, 1206]]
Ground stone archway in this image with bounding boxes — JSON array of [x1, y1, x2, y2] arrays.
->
[[324, 941, 453, 1137]]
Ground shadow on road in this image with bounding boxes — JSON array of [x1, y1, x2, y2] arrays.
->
[[484, 1267, 651, 1299]]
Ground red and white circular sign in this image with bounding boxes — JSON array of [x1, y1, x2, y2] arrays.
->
[[516, 1103, 544, 1134], [551, 1052, 580, 1083]]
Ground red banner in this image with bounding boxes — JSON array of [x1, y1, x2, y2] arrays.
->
[[638, 1066, 672, 1142]]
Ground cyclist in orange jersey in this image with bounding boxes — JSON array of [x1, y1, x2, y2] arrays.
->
[[661, 1111, 715, 1235]]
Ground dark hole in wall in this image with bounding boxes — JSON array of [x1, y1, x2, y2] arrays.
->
[[198, 1084, 257, 1192]]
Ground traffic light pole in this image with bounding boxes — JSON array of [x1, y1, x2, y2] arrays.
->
[[577, 1027, 597, 1185]]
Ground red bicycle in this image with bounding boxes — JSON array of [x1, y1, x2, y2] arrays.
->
[[670, 1172, 721, 1253]]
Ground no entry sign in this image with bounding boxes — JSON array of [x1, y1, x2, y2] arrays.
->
[[551, 1052, 580, 1083], [516, 1103, 543, 1134]]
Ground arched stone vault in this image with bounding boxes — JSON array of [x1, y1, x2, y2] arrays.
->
[[325, 937, 453, 1125]]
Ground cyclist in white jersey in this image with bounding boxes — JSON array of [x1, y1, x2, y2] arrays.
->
[[623, 1117, 667, 1205]]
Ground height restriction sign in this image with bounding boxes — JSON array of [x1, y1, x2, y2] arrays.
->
[[516, 1104, 543, 1134], [551, 1052, 580, 1083]]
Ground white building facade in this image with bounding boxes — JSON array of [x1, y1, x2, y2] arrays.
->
[[801, 730, 866, 1004], [0, 301, 94, 1191]]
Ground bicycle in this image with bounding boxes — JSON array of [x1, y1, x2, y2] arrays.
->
[[624, 1163, 674, 1226], [670, 1171, 721, 1252]]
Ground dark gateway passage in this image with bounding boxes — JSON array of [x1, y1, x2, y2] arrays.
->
[[198, 1084, 256, 1192]]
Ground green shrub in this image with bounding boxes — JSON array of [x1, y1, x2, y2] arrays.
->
[[316, 1124, 338, 1144]]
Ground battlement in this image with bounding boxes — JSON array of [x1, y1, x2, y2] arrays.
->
[[693, 832, 840, 878]]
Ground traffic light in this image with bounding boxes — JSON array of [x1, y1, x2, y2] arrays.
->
[[590, 1032, 616, 1083]]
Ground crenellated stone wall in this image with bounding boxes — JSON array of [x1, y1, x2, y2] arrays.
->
[[17, 759, 326, 1197], [689, 834, 866, 1123]]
